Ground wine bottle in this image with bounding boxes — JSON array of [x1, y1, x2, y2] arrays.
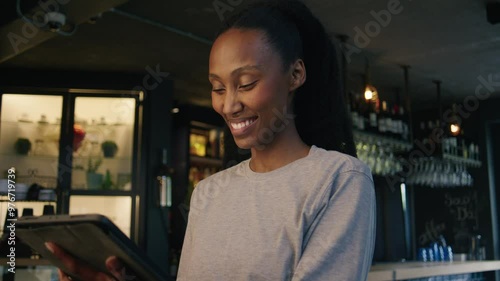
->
[[386, 102, 394, 138], [392, 103, 402, 139], [400, 106, 409, 141], [157, 148, 173, 207], [378, 101, 387, 135], [368, 100, 378, 133], [350, 93, 359, 130], [357, 98, 366, 131]]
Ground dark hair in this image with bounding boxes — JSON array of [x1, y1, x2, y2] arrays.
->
[[218, 0, 356, 167]]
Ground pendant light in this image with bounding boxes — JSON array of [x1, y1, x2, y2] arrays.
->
[[449, 104, 461, 136], [364, 58, 378, 102]]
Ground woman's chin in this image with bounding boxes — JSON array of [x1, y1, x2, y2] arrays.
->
[[233, 137, 257, 150]]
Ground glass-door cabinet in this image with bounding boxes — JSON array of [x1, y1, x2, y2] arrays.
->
[[0, 90, 142, 243]]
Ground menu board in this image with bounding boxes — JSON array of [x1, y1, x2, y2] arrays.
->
[[414, 187, 479, 253]]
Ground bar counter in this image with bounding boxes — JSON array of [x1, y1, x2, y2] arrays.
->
[[369, 261, 500, 281]]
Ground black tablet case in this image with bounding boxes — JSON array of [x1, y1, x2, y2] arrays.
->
[[16, 214, 168, 281]]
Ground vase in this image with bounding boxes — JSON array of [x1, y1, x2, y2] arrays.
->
[[86, 173, 103, 190]]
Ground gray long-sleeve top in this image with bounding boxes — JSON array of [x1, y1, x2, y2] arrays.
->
[[177, 145, 376, 281]]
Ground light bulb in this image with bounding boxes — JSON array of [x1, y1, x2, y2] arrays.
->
[[364, 84, 377, 101], [364, 88, 373, 100], [450, 123, 460, 136]]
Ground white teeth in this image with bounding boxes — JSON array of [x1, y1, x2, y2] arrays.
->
[[231, 119, 255, 130]]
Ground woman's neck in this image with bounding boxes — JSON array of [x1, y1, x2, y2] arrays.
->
[[249, 125, 310, 173]]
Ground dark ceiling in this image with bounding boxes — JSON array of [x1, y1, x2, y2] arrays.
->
[[0, 0, 499, 110]]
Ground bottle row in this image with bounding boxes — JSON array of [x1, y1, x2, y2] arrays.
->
[[351, 98, 410, 141], [189, 129, 225, 159], [406, 273, 484, 281], [442, 137, 480, 161]]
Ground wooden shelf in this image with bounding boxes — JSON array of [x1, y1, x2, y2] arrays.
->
[[369, 261, 500, 281]]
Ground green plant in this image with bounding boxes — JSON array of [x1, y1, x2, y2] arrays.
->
[[101, 141, 118, 158], [14, 138, 31, 155], [87, 157, 103, 173]]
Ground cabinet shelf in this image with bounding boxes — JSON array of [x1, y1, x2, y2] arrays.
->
[[70, 190, 132, 196], [0, 200, 56, 203], [190, 155, 223, 167], [0, 153, 58, 160]]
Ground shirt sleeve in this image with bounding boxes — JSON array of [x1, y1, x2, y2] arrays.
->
[[291, 170, 376, 281]]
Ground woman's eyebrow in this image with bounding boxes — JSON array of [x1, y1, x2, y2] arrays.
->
[[209, 65, 262, 80]]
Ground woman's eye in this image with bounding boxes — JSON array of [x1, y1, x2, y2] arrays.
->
[[212, 88, 225, 94], [239, 81, 258, 90]]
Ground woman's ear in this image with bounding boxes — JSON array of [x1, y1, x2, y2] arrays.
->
[[289, 59, 306, 92]]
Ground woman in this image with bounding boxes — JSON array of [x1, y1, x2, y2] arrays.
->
[[177, 1, 375, 280], [49, 0, 375, 280]]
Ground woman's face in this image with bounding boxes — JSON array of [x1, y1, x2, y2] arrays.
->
[[209, 28, 300, 150]]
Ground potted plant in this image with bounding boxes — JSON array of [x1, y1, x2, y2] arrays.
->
[[14, 138, 31, 155], [86, 157, 103, 190], [101, 141, 118, 158]]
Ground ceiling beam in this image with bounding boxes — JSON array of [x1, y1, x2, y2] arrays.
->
[[0, 0, 129, 64]]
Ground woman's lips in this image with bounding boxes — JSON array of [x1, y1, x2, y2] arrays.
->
[[228, 117, 258, 136]]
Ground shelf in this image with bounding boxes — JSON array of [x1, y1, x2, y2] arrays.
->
[[442, 153, 482, 168], [353, 129, 413, 152], [0, 154, 132, 162], [70, 190, 132, 196], [368, 261, 500, 281], [2, 120, 60, 126], [73, 156, 132, 161], [190, 155, 223, 167], [0, 199, 56, 203], [0, 153, 58, 160]]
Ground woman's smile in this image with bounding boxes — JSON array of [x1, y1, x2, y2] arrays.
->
[[227, 116, 258, 137]]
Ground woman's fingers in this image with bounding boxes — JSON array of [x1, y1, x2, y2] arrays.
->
[[46, 242, 117, 281], [58, 269, 71, 281], [106, 256, 138, 281]]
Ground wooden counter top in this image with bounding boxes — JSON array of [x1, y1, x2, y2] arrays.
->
[[369, 261, 500, 281]]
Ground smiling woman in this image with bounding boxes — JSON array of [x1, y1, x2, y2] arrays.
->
[[177, 0, 376, 280]]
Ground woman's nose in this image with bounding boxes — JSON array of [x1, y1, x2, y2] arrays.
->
[[222, 91, 243, 116]]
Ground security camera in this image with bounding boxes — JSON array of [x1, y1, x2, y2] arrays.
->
[[44, 12, 66, 32]]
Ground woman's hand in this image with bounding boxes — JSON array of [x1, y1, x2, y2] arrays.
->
[[45, 242, 136, 281]]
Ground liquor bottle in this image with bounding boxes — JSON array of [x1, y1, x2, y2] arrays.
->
[[462, 139, 468, 159], [157, 148, 173, 207], [378, 101, 388, 135], [392, 103, 401, 138], [358, 99, 367, 131], [205, 138, 213, 158], [350, 93, 359, 130], [368, 100, 378, 133], [386, 102, 395, 138], [399, 106, 409, 141]]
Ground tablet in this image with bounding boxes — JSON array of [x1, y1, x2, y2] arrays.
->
[[16, 214, 169, 281]]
